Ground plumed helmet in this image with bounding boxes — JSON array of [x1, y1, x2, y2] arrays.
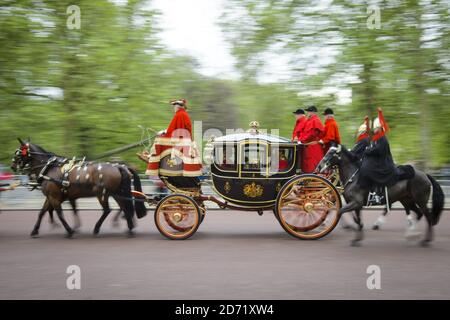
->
[[373, 117, 381, 130], [358, 122, 368, 136]]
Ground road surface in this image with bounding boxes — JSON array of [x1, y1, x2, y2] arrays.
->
[[0, 209, 449, 299]]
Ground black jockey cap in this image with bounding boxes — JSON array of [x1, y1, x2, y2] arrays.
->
[[305, 105, 318, 112], [323, 107, 334, 115], [293, 108, 305, 115]]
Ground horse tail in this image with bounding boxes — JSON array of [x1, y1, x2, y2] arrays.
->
[[117, 166, 135, 222], [128, 167, 147, 219], [426, 174, 444, 226]]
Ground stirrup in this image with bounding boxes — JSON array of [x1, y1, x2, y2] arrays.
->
[[367, 191, 384, 206]]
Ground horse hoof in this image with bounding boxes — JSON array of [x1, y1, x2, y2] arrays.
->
[[66, 230, 74, 238], [350, 240, 362, 247], [420, 240, 431, 247], [127, 230, 135, 238], [405, 230, 422, 240], [372, 225, 380, 230], [30, 230, 39, 238], [51, 223, 62, 229], [341, 224, 353, 230]]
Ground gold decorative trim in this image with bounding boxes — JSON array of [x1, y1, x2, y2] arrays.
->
[[224, 181, 231, 194], [243, 182, 264, 198]]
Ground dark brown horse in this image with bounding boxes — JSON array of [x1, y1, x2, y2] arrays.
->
[[11, 139, 146, 237]]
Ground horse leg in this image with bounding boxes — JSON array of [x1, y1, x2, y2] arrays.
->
[[50, 198, 74, 238], [351, 209, 364, 246], [112, 210, 122, 228], [403, 202, 422, 240], [418, 204, 433, 246], [93, 196, 111, 235], [31, 199, 51, 237], [69, 198, 81, 231], [48, 206, 62, 229], [115, 197, 135, 237], [339, 200, 362, 216], [372, 207, 388, 230], [111, 196, 123, 228]]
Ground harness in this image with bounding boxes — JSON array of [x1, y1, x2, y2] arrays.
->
[[36, 156, 71, 190]]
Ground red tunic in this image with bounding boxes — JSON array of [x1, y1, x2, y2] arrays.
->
[[300, 114, 324, 173], [164, 108, 192, 139], [321, 117, 341, 154], [292, 116, 307, 140], [146, 108, 201, 177]]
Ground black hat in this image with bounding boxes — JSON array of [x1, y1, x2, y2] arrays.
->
[[323, 107, 334, 115], [305, 105, 318, 112], [293, 108, 305, 115]]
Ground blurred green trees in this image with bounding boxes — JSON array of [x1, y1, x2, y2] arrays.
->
[[1, 0, 448, 169], [221, 0, 449, 168]]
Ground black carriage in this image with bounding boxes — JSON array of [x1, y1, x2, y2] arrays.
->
[[136, 124, 342, 240]]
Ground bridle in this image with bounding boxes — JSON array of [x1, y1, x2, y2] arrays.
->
[[13, 145, 58, 174], [320, 145, 359, 189]]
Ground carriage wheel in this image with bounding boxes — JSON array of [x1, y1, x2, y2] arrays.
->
[[275, 174, 341, 240], [154, 194, 201, 240]]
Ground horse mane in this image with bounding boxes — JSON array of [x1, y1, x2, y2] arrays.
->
[[339, 144, 361, 166], [29, 143, 60, 157]]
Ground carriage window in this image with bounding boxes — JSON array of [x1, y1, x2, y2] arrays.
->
[[270, 146, 294, 173], [241, 144, 267, 173], [214, 145, 237, 171]]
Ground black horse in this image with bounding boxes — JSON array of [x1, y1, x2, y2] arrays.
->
[[317, 145, 444, 246], [11, 139, 146, 237]]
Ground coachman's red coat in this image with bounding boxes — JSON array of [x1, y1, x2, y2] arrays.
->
[[321, 117, 341, 154], [292, 116, 307, 141], [300, 114, 324, 173], [146, 108, 202, 177]]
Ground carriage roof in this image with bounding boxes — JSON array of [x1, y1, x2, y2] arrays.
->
[[213, 132, 292, 144]]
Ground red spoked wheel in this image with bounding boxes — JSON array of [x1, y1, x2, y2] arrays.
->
[[154, 194, 201, 240], [275, 174, 341, 240]]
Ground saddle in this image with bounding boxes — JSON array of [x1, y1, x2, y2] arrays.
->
[[397, 164, 415, 181], [366, 165, 415, 206]]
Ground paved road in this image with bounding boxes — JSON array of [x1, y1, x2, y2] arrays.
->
[[1, 209, 449, 299]]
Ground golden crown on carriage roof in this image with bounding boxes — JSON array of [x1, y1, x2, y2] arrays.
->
[[247, 121, 260, 134]]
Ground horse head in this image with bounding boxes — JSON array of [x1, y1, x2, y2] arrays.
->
[[11, 138, 49, 174], [317, 144, 342, 173], [11, 138, 31, 173]]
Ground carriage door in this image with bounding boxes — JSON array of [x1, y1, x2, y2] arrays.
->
[[240, 142, 268, 178]]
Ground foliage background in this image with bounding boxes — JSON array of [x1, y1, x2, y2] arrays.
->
[[1, 0, 448, 170]]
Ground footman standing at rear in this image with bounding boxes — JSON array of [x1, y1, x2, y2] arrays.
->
[[300, 106, 325, 173]]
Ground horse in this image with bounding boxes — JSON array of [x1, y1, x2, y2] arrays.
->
[[11, 138, 147, 237], [316, 144, 444, 246]]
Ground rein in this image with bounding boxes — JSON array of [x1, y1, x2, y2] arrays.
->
[[342, 168, 359, 189]]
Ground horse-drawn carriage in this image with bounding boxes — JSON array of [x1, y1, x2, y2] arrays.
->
[[135, 123, 342, 240]]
